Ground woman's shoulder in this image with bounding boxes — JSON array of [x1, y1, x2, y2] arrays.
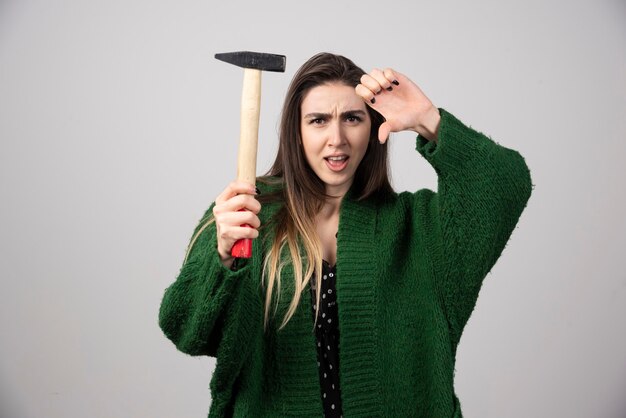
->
[[255, 176, 285, 224], [256, 175, 284, 194], [360, 188, 438, 236], [376, 187, 437, 211]]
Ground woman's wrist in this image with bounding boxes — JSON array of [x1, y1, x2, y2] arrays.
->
[[218, 246, 235, 269], [415, 105, 441, 142]]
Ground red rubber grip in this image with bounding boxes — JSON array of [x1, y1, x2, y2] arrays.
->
[[231, 234, 252, 258]]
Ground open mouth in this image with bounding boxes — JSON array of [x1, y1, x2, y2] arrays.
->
[[324, 155, 349, 171]]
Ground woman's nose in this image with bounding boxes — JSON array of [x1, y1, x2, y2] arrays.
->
[[327, 122, 345, 147]]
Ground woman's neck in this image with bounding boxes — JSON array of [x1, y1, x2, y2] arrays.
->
[[318, 195, 342, 219], [322, 182, 351, 216]]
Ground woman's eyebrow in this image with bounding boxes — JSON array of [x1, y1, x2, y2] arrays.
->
[[303, 110, 367, 119], [303, 112, 330, 119], [341, 110, 367, 117]]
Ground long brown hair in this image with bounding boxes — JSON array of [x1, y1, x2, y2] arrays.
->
[[261, 52, 393, 330]]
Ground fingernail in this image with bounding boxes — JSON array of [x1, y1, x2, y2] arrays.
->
[[255, 187, 261, 195], [370, 97, 376, 104], [386, 86, 393, 91], [392, 80, 400, 86]]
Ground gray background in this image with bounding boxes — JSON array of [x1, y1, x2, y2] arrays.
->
[[1, 0, 625, 417]]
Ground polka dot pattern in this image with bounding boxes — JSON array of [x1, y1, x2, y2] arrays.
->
[[310, 260, 343, 418]]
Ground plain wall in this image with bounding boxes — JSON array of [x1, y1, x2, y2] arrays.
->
[[1, 0, 625, 417]]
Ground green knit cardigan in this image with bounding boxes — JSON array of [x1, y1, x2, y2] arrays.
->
[[159, 108, 533, 417]]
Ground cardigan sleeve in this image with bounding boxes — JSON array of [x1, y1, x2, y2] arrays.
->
[[158, 205, 262, 359], [416, 108, 533, 344]]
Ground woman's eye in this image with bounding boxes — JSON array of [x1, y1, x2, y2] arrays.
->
[[346, 115, 362, 123], [310, 118, 325, 125]]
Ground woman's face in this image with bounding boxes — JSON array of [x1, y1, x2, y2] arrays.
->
[[300, 82, 371, 197]]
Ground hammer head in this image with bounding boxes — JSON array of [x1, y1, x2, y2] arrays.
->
[[215, 51, 286, 72]]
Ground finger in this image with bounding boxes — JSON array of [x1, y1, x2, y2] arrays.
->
[[217, 210, 261, 229], [214, 194, 261, 215], [383, 68, 400, 86], [234, 226, 260, 240], [370, 68, 393, 91], [215, 180, 257, 204], [355, 83, 376, 105], [215, 181, 257, 204], [359, 73, 383, 95], [218, 224, 260, 243], [378, 122, 392, 144]]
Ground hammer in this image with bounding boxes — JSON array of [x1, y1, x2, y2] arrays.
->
[[215, 51, 286, 258]]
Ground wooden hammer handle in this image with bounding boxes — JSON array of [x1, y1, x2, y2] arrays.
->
[[231, 68, 261, 259]]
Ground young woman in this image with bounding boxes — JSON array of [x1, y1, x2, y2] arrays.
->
[[159, 52, 532, 417]]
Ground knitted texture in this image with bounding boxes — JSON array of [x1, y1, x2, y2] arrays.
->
[[159, 108, 533, 417]]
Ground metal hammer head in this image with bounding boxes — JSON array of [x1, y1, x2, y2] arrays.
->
[[215, 51, 286, 72]]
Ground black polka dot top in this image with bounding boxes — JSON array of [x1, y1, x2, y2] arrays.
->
[[310, 260, 343, 418]]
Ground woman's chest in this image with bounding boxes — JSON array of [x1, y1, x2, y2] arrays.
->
[[315, 215, 339, 266]]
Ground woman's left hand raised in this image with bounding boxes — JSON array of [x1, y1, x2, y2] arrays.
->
[[355, 68, 441, 143]]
